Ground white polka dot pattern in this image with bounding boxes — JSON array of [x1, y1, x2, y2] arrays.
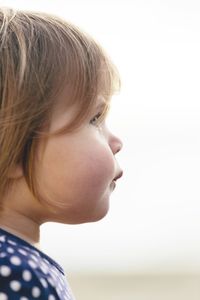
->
[[32, 287, 41, 298], [48, 295, 56, 300], [28, 260, 37, 269], [10, 256, 21, 266], [10, 280, 21, 291], [0, 236, 6, 242], [0, 253, 6, 258], [40, 278, 48, 288], [7, 247, 14, 254], [0, 229, 75, 299], [0, 292, 8, 300], [0, 266, 11, 277], [22, 270, 32, 281], [7, 239, 17, 246], [18, 249, 28, 256]]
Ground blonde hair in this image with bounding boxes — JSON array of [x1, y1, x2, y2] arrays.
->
[[0, 7, 120, 197]]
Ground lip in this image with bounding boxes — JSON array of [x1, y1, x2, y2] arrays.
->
[[113, 170, 123, 182], [111, 181, 116, 190]]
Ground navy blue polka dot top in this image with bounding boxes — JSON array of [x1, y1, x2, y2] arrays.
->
[[0, 228, 75, 300]]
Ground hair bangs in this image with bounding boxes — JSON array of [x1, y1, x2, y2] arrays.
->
[[51, 37, 121, 134]]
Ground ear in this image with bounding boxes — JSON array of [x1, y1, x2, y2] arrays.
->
[[7, 164, 23, 179]]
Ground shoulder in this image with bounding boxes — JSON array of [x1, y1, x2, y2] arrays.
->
[[0, 241, 58, 299], [0, 229, 74, 299], [0, 252, 50, 299]]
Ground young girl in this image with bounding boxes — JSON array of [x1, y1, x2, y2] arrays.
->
[[0, 7, 123, 300]]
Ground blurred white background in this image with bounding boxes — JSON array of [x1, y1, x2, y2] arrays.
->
[[1, 0, 200, 276]]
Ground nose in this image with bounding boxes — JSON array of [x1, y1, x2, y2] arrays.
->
[[109, 132, 123, 155]]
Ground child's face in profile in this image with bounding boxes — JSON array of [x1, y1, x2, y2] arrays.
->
[[34, 89, 123, 225]]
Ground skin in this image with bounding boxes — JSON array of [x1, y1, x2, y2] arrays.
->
[[0, 90, 123, 246]]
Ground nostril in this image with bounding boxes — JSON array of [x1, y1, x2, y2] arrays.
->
[[117, 139, 123, 153], [109, 132, 123, 154], [115, 145, 122, 154], [113, 139, 123, 154]]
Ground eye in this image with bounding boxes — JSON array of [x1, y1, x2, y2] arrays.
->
[[90, 112, 102, 126]]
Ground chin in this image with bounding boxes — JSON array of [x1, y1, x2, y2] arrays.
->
[[52, 193, 111, 224], [87, 203, 110, 223], [71, 204, 110, 225], [89, 210, 109, 223]]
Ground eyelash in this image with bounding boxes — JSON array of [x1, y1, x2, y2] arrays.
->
[[90, 112, 102, 126]]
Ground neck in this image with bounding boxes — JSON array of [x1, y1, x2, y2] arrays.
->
[[0, 209, 41, 248]]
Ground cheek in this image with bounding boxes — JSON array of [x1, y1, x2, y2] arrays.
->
[[36, 139, 115, 206], [77, 147, 115, 193], [64, 147, 115, 222], [34, 137, 116, 224]]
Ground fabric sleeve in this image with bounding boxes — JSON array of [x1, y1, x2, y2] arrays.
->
[[0, 263, 57, 300]]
